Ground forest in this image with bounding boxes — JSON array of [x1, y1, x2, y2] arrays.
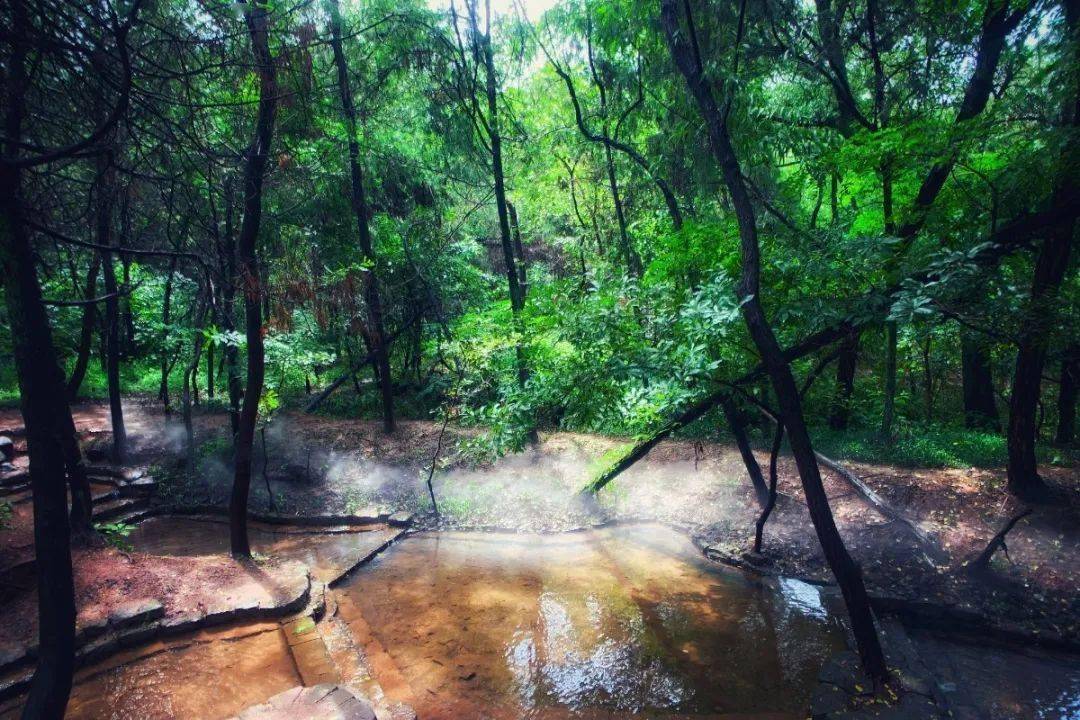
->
[[0, 0, 1077, 718]]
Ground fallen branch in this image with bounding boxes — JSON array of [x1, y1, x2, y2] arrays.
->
[[814, 452, 948, 566], [966, 507, 1033, 575], [580, 392, 726, 495]]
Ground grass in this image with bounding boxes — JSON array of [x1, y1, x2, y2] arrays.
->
[[810, 424, 1075, 470]]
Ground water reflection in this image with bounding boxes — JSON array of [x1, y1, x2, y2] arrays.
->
[[340, 524, 846, 719]]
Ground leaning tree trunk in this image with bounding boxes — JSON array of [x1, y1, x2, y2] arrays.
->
[[0, 11, 77, 709], [327, 0, 395, 433], [961, 332, 1000, 430], [659, 0, 888, 682], [228, 1, 278, 559], [66, 253, 101, 400]]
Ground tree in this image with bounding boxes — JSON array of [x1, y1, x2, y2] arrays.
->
[[229, 0, 279, 559], [327, 0, 396, 433], [658, 0, 887, 682], [1005, 0, 1078, 500]]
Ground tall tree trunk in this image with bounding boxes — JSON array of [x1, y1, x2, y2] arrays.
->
[[66, 253, 101, 400], [961, 332, 999, 430], [659, 0, 887, 682], [184, 296, 210, 471], [97, 151, 126, 463], [468, 0, 530, 397], [327, 0, 395, 432], [0, 4, 76, 711], [206, 337, 215, 400], [507, 200, 528, 293], [1006, 0, 1078, 499], [1056, 344, 1078, 446], [881, 321, 898, 438], [1007, 223, 1074, 498], [158, 256, 177, 410], [120, 254, 134, 358], [827, 330, 858, 430], [604, 144, 641, 277], [220, 180, 242, 439], [229, 1, 278, 559], [921, 334, 934, 421]]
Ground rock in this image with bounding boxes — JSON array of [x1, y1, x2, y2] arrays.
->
[[810, 682, 850, 717], [0, 643, 27, 672], [0, 436, 13, 463], [388, 511, 413, 527], [818, 651, 872, 695], [230, 684, 379, 720], [107, 599, 165, 630]]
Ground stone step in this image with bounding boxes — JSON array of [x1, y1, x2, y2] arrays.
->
[[281, 616, 339, 688], [92, 497, 148, 523], [0, 483, 29, 499]]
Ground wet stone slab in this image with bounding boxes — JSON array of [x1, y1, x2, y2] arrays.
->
[[230, 684, 379, 720]]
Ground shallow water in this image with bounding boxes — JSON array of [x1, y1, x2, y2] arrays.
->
[[0, 624, 299, 720], [336, 524, 847, 719], [4, 519, 1075, 719]]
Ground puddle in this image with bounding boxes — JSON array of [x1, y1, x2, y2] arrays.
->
[[338, 524, 846, 719], [126, 516, 398, 583]]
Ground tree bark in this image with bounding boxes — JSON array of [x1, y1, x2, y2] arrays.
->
[[1006, 225, 1073, 498], [1055, 344, 1078, 446], [465, 0, 532, 415], [327, 0, 395, 433], [229, 0, 278, 559], [827, 330, 858, 430], [66, 253, 101, 400], [219, 179, 242, 439], [660, 0, 887, 682], [0, 5, 76, 710], [206, 337, 215, 400], [158, 256, 177, 410], [881, 321, 897, 438], [961, 332, 999, 430], [507, 200, 528, 293], [1006, 0, 1078, 499], [721, 397, 769, 504], [97, 151, 126, 462]]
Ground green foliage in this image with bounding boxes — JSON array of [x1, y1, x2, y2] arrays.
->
[[94, 522, 135, 552]]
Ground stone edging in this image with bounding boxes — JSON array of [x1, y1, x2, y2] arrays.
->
[[0, 568, 312, 702]]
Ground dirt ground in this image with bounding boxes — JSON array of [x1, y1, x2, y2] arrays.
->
[[1, 399, 1078, 650]]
